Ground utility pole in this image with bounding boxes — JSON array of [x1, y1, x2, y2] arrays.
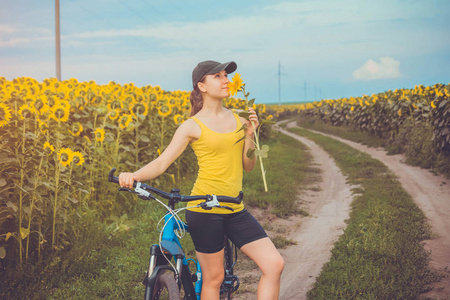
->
[[55, 0, 61, 81], [304, 81, 307, 102], [277, 61, 287, 106]]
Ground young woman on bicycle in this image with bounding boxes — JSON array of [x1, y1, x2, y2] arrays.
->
[[119, 60, 285, 300]]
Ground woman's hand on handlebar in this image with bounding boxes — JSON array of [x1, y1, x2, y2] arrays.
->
[[119, 172, 140, 189]]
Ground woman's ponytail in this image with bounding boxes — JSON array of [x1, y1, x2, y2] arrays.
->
[[189, 86, 203, 116]]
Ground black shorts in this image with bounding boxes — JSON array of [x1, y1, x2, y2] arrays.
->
[[185, 209, 268, 254]]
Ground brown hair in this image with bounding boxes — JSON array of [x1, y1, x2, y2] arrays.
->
[[189, 77, 205, 116]]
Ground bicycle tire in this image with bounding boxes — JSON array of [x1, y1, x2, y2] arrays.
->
[[221, 238, 234, 300], [224, 238, 233, 272], [151, 272, 180, 300]]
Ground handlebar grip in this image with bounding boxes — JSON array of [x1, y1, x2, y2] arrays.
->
[[216, 191, 243, 204], [108, 168, 120, 184], [108, 168, 138, 187]]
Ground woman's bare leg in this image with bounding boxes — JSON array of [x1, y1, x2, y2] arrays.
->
[[196, 249, 224, 300], [240, 237, 285, 300]]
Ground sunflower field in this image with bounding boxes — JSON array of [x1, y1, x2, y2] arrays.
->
[[0, 76, 269, 269], [268, 83, 450, 174]]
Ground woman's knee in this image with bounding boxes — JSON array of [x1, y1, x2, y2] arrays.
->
[[262, 253, 285, 277], [273, 253, 285, 275], [203, 269, 224, 288]]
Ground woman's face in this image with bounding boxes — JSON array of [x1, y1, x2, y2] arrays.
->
[[199, 70, 230, 99]]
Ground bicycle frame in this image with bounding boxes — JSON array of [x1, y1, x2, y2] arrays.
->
[[144, 211, 239, 300], [144, 212, 197, 300]]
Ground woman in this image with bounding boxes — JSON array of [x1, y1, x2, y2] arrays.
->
[[119, 60, 285, 299]]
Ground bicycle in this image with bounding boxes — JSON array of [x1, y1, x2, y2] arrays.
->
[[108, 168, 242, 300]]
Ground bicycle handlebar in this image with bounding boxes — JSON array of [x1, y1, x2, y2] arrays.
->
[[108, 168, 243, 205]]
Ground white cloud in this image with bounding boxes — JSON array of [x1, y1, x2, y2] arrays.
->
[[352, 57, 401, 80], [0, 24, 53, 48]]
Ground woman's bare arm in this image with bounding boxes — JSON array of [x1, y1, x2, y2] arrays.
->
[[119, 119, 199, 188], [242, 108, 259, 172]]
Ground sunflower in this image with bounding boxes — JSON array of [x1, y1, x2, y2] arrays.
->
[[69, 122, 83, 136], [130, 101, 149, 118], [58, 147, 74, 167], [257, 104, 266, 113], [59, 99, 70, 109], [149, 93, 157, 102], [71, 151, 85, 166], [50, 103, 70, 122], [169, 98, 177, 106], [228, 73, 244, 96], [0, 102, 12, 128], [124, 95, 134, 103], [135, 93, 144, 102], [33, 97, 46, 114], [173, 114, 184, 125], [94, 128, 105, 143], [37, 94, 51, 114], [43, 141, 55, 153], [45, 95, 57, 109], [107, 99, 123, 111], [108, 108, 121, 120], [18, 104, 36, 120], [119, 114, 133, 129], [158, 104, 172, 117], [38, 119, 49, 134]]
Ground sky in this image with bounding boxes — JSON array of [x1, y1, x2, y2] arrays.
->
[[1, 0, 449, 104]]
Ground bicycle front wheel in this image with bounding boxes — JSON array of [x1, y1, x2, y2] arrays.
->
[[221, 238, 234, 300], [151, 272, 180, 300]]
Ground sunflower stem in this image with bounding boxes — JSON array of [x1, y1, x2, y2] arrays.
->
[[240, 84, 269, 192], [251, 120, 268, 192], [26, 153, 45, 263], [18, 118, 26, 265]]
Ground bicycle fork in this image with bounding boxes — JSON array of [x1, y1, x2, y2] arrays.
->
[[144, 212, 198, 300]]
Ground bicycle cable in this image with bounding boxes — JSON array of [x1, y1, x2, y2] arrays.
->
[[154, 197, 198, 278]]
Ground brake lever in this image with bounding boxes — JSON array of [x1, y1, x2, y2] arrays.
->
[[118, 186, 155, 200], [199, 195, 235, 212], [219, 206, 235, 212]]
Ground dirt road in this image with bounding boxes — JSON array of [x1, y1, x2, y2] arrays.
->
[[301, 126, 450, 299], [276, 124, 359, 300]]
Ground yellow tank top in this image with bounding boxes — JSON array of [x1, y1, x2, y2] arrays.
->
[[187, 112, 245, 214]]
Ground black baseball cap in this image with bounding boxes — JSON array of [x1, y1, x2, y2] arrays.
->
[[192, 60, 237, 88]]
